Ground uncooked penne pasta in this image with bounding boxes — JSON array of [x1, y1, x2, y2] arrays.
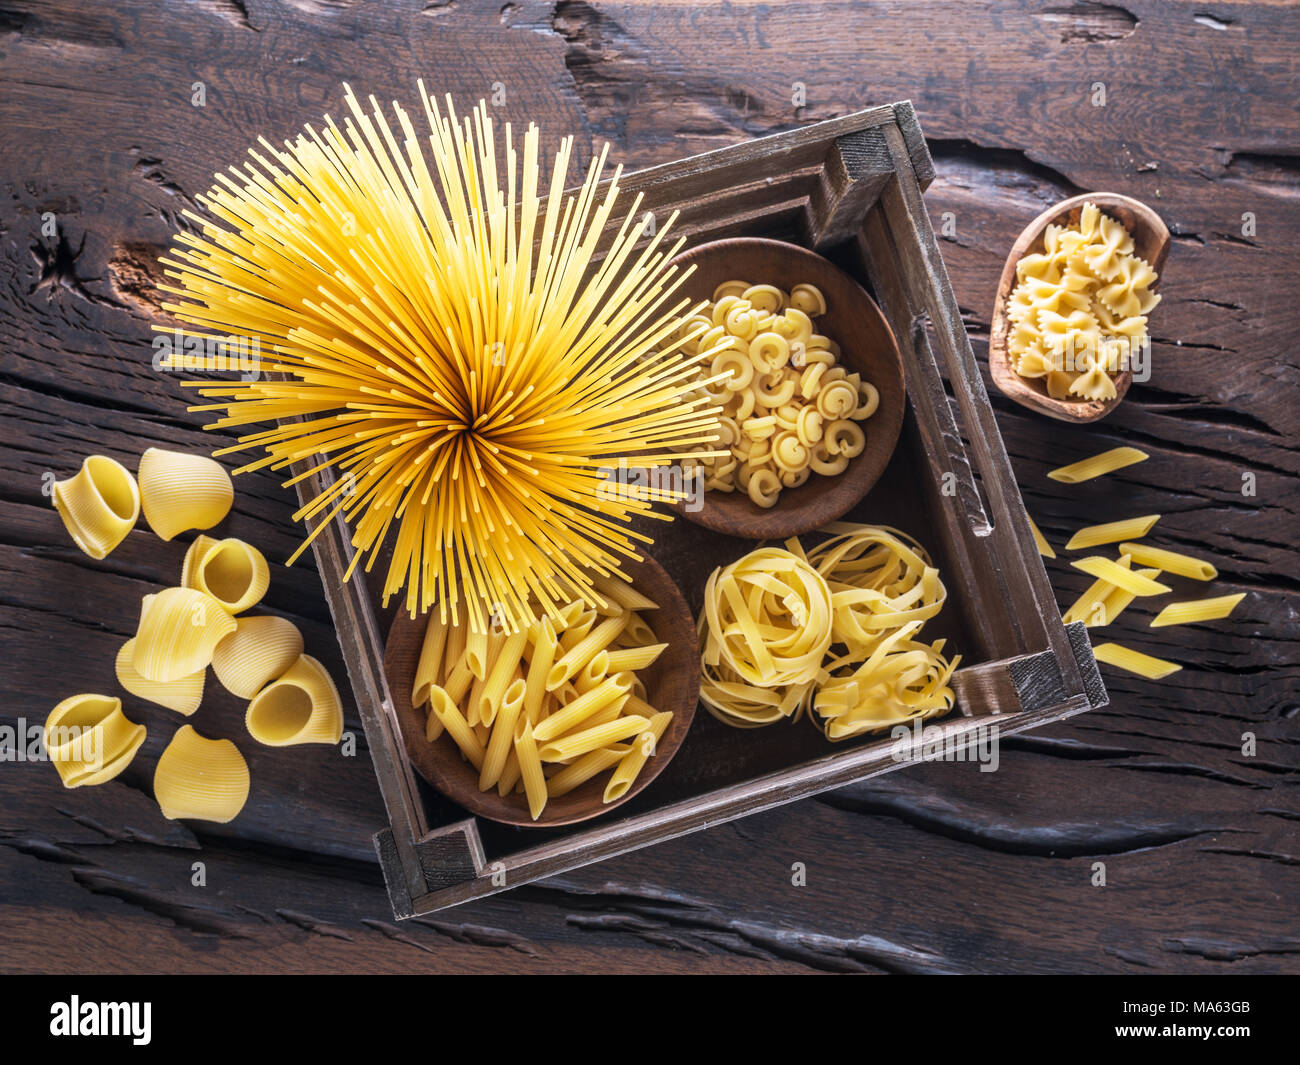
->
[[477, 629, 527, 726], [1046, 446, 1148, 484], [479, 678, 526, 791], [1027, 514, 1056, 559], [1118, 542, 1217, 581], [604, 643, 668, 673], [412, 612, 450, 709], [132, 586, 236, 682], [52, 455, 139, 560], [1062, 555, 1133, 626], [1149, 593, 1246, 628], [211, 614, 303, 700], [513, 719, 548, 820], [1091, 642, 1182, 679], [1072, 556, 1171, 596], [1065, 515, 1160, 551], [181, 535, 269, 614], [603, 711, 673, 803], [536, 714, 649, 763], [1095, 568, 1161, 628], [245, 654, 343, 746], [523, 616, 557, 723], [546, 744, 632, 797], [531, 673, 635, 744], [154, 725, 249, 822], [115, 638, 204, 715], [547, 614, 627, 690], [593, 575, 659, 614], [426, 685, 485, 771], [137, 447, 233, 541]]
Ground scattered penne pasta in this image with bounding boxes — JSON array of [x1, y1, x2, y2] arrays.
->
[[1027, 514, 1056, 558], [1065, 514, 1160, 551], [1091, 642, 1182, 680], [1149, 593, 1246, 628], [1047, 446, 1148, 483], [1117, 542, 1217, 581], [1071, 556, 1171, 596]]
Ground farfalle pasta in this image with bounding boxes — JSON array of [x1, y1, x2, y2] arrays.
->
[[51, 455, 140, 560], [1005, 202, 1161, 401], [675, 280, 878, 508]]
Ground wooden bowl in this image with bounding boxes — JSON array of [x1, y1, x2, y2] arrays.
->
[[989, 192, 1170, 423], [383, 553, 698, 828], [668, 237, 906, 539]]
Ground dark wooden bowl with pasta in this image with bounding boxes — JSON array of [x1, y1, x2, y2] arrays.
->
[[383, 552, 698, 828], [666, 237, 906, 539]]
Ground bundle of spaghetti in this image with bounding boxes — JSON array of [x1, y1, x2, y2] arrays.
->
[[806, 523, 947, 654], [159, 83, 726, 634]]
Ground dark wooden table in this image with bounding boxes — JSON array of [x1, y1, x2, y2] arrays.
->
[[2, 0, 1296, 974]]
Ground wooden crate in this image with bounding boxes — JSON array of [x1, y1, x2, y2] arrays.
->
[[293, 101, 1108, 918]]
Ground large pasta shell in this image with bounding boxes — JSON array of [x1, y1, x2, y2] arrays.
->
[[137, 447, 233, 541], [132, 586, 236, 682], [52, 455, 140, 559], [153, 725, 249, 822], [43, 694, 146, 788], [181, 535, 269, 614], [211, 615, 304, 699], [245, 654, 343, 746], [114, 638, 204, 715]]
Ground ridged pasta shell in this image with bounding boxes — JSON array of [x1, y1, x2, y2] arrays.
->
[[43, 694, 146, 788], [153, 725, 249, 822], [132, 586, 236, 683], [51, 455, 139, 560], [138, 447, 233, 541], [181, 535, 269, 614], [211, 615, 304, 700], [115, 638, 204, 715], [245, 654, 343, 746]]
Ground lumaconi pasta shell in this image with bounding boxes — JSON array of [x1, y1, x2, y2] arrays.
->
[[137, 447, 233, 541], [115, 638, 204, 715], [181, 535, 270, 613], [211, 615, 304, 700], [153, 725, 250, 822], [244, 654, 343, 746], [43, 694, 146, 788], [51, 455, 140, 560], [132, 586, 236, 683]]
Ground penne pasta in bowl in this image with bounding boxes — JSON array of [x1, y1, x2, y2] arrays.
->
[[383, 553, 698, 827]]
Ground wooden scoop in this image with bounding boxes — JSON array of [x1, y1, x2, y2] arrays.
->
[[988, 192, 1170, 423]]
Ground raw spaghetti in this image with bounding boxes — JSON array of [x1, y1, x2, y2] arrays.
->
[[160, 84, 725, 633]]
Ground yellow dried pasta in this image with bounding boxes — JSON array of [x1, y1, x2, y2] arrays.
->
[[1149, 593, 1246, 628], [1091, 642, 1182, 680], [154, 725, 250, 822], [675, 280, 877, 508], [244, 654, 344, 746], [211, 615, 304, 700], [52, 455, 140, 560], [137, 447, 233, 541], [181, 535, 269, 614], [1047, 447, 1148, 483], [132, 586, 236, 682], [115, 638, 204, 715], [1065, 514, 1160, 551], [44, 694, 147, 788]]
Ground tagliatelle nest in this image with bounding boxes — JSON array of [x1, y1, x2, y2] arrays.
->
[[159, 83, 725, 633]]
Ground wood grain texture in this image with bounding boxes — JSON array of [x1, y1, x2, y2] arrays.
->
[[1, 0, 1295, 974]]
